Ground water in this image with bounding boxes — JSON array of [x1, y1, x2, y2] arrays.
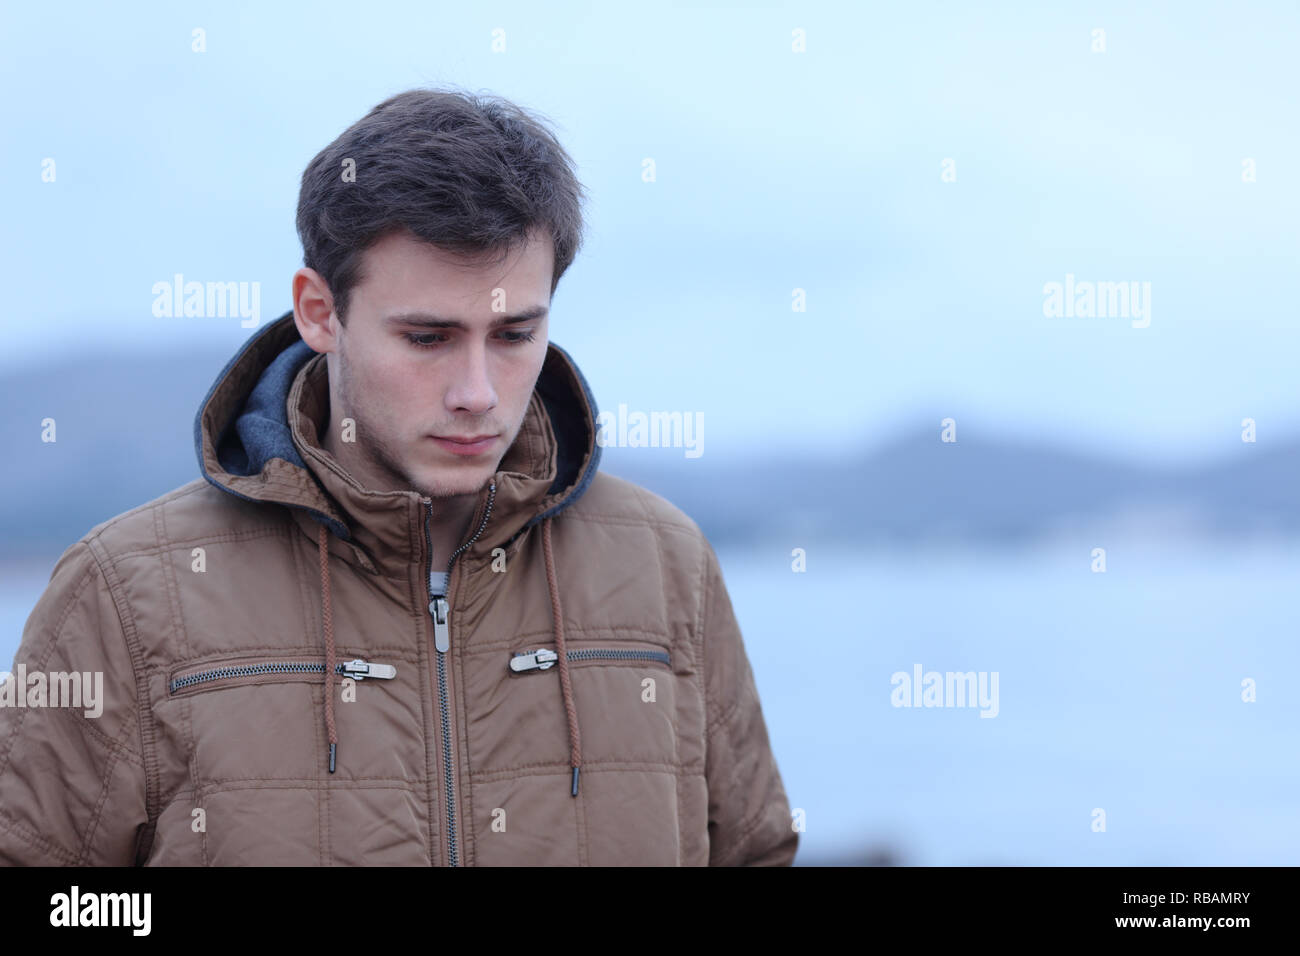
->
[[723, 536, 1300, 865]]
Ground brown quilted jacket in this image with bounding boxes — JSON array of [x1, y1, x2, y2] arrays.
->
[[0, 310, 797, 865]]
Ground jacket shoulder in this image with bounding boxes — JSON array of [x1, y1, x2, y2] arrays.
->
[[560, 471, 720, 612], [67, 477, 288, 567], [568, 470, 707, 542]]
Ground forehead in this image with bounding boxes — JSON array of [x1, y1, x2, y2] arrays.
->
[[355, 228, 554, 307]]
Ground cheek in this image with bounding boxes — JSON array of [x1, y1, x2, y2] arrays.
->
[[504, 364, 542, 416], [511, 344, 548, 392], [348, 347, 424, 425]]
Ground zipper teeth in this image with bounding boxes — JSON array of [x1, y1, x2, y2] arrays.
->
[[512, 648, 672, 672], [567, 648, 671, 665], [170, 661, 344, 694], [446, 482, 496, 578], [437, 652, 455, 865], [428, 479, 496, 869]]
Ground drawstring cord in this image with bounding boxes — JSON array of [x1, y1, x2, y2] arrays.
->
[[316, 514, 581, 797], [543, 516, 583, 796], [319, 524, 338, 772]]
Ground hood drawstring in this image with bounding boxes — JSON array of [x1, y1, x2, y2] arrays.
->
[[314, 514, 583, 796], [543, 516, 583, 796], [319, 524, 339, 772]]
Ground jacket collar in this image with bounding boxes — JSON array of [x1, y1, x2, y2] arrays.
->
[[195, 309, 602, 577]]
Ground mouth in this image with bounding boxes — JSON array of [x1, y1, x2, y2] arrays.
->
[[428, 434, 499, 456]]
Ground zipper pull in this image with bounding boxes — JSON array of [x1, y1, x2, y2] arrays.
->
[[340, 659, 397, 680], [430, 596, 450, 653], [510, 649, 559, 672]]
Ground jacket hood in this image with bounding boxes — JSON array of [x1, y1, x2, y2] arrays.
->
[[193, 308, 602, 790]]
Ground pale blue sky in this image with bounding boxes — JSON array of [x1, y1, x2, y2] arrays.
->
[[2, 0, 1296, 464]]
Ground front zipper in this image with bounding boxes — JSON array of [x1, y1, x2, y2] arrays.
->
[[424, 480, 496, 868], [509, 647, 672, 673], [169, 658, 396, 694]]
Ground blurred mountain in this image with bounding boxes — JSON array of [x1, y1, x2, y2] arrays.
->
[[0, 350, 1295, 559], [601, 431, 1299, 548], [0, 350, 225, 558]]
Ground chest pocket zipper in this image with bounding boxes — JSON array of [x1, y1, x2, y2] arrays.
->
[[510, 647, 671, 673], [169, 658, 397, 695]]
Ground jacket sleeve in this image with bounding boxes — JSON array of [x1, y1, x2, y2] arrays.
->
[[700, 538, 798, 866], [0, 540, 150, 866]]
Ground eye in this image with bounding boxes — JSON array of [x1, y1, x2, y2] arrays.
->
[[500, 330, 538, 345], [404, 333, 446, 349], [402, 329, 538, 350]]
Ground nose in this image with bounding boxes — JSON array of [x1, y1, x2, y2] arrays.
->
[[444, 338, 498, 415]]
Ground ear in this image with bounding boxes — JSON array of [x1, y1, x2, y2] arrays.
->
[[292, 267, 339, 352]]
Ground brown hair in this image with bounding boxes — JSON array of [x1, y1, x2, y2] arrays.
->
[[296, 86, 587, 325]]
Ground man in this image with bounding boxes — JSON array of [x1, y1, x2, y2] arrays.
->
[[0, 88, 796, 866]]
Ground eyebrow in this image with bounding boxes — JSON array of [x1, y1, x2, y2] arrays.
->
[[383, 306, 548, 330]]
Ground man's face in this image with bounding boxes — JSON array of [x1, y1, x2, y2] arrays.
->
[[323, 228, 552, 501]]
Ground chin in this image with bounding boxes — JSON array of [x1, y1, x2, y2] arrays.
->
[[417, 465, 495, 499]]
